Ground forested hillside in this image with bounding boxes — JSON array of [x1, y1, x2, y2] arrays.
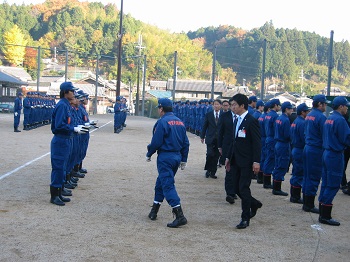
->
[[1, 0, 349, 95]]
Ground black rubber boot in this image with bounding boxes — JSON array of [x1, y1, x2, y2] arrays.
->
[[257, 171, 263, 184], [79, 162, 87, 173], [59, 186, 71, 202], [61, 186, 72, 196], [167, 206, 187, 228], [263, 174, 272, 189], [290, 186, 303, 204], [50, 186, 65, 206], [272, 180, 288, 196], [64, 174, 76, 189], [318, 204, 340, 226], [302, 195, 319, 213], [148, 203, 161, 220]]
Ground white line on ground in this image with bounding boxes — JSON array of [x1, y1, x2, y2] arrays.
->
[[0, 121, 112, 181]]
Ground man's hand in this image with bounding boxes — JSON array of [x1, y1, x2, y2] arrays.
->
[[252, 162, 260, 174], [180, 162, 187, 170], [146, 155, 151, 162], [218, 148, 222, 155], [200, 138, 204, 144], [225, 158, 230, 172]]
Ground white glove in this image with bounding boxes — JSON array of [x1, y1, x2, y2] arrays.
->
[[84, 122, 92, 129], [74, 125, 89, 134], [14, 112, 18, 116], [180, 162, 187, 170], [146, 155, 151, 162]]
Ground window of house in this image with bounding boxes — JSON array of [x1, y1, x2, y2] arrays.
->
[[2, 87, 7, 96], [9, 88, 17, 96]]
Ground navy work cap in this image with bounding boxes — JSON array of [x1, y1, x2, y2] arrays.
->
[[332, 96, 350, 107], [269, 98, 281, 107], [60, 82, 78, 91], [296, 103, 310, 114], [313, 94, 330, 104], [249, 96, 257, 102], [256, 100, 265, 108], [281, 101, 295, 111], [157, 98, 172, 108], [18, 92, 23, 96]]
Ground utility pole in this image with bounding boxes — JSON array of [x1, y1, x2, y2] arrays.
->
[[141, 55, 147, 116], [260, 39, 267, 100], [211, 45, 216, 99], [116, 0, 123, 98], [36, 46, 41, 92], [135, 33, 146, 116], [65, 49, 68, 82], [326, 30, 334, 97], [172, 51, 178, 101], [94, 54, 99, 115], [299, 69, 304, 95]]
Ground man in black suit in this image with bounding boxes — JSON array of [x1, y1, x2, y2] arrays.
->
[[225, 94, 262, 229], [218, 97, 237, 203], [201, 99, 222, 179]]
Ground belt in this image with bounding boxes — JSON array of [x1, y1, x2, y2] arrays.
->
[[54, 134, 73, 139]]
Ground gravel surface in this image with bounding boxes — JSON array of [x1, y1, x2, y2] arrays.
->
[[0, 113, 349, 262]]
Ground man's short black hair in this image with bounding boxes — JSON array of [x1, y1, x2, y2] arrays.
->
[[222, 100, 229, 105], [213, 99, 222, 104], [162, 106, 173, 112], [60, 90, 71, 99], [232, 94, 248, 110]]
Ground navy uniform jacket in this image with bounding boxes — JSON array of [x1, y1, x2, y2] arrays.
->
[[290, 116, 306, 148], [304, 108, 326, 148], [51, 98, 74, 136], [14, 97, 22, 113], [323, 111, 350, 152], [274, 113, 291, 143], [252, 110, 261, 120], [147, 112, 189, 162], [265, 110, 279, 139]]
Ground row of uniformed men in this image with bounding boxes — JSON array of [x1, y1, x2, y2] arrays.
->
[[173, 99, 214, 135], [22, 92, 56, 130], [49, 82, 98, 206], [113, 95, 128, 133], [250, 94, 350, 226]]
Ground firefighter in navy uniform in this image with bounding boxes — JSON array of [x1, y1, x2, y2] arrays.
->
[[146, 98, 190, 228], [302, 94, 329, 214], [290, 103, 310, 203], [49, 82, 89, 206], [318, 97, 350, 226], [263, 99, 281, 189], [271, 101, 295, 196], [14, 92, 23, 132]]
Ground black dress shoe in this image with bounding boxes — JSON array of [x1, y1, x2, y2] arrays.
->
[[250, 201, 263, 218], [209, 173, 217, 179], [205, 171, 210, 178], [236, 220, 249, 229], [226, 195, 235, 204]]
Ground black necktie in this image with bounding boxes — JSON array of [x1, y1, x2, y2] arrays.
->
[[233, 115, 238, 138], [215, 112, 219, 124]]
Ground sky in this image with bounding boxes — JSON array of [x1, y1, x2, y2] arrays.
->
[[3, 0, 349, 42]]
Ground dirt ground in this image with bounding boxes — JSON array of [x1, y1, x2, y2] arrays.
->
[[0, 112, 349, 262]]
